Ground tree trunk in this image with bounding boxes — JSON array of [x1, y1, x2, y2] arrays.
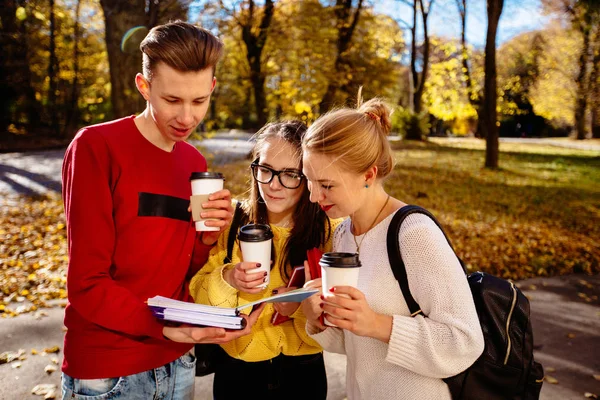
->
[[484, 0, 503, 169], [63, 0, 81, 137], [590, 26, 600, 138], [0, 0, 40, 134], [457, 0, 482, 137], [318, 0, 363, 114], [574, 13, 591, 140], [47, 0, 60, 136], [241, 0, 274, 128], [413, 0, 432, 115], [100, 0, 147, 118], [409, 0, 418, 113]]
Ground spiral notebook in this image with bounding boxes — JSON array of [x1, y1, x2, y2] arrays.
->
[[148, 287, 319, 330]]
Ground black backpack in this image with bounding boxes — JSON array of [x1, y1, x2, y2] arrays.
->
[[195, 202, 245, 376], [386, 205, 544, 399]]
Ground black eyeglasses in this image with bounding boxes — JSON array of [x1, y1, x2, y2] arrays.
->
[[250, 160, 305, 189]]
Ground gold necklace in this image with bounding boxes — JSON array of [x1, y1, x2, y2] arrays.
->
[[352, 194, 391, 254]]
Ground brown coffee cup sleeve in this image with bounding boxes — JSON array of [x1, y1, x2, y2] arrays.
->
[[190, 194, 217, 222]]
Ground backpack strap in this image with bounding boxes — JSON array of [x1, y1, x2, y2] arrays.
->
[[386, 205, 465, 318], [223, 201, 244, 264]]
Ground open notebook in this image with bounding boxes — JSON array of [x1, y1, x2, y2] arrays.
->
[[148, 287, 319, 330]]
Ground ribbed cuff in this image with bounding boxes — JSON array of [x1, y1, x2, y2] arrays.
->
[[386, 315, 422, 370], [205, 265, 238, 308]]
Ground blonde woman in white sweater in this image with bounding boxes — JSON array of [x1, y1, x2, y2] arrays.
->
[[300, 95, 485, 400]]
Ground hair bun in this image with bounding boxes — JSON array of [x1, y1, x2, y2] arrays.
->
[[358, 98, 392, 135]]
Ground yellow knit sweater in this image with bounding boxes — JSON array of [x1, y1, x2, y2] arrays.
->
[[189, 211, 340, 362]]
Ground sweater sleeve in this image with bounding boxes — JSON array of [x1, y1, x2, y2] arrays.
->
[[189, 225, 238, 308], [385, 214, 484, 378], [307, 325, 347, 354], [62, 129, 165, 340], [186, 239, 213, 281]]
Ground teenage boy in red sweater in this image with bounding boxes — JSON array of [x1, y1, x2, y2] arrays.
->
[[61, 21, 262, 399]]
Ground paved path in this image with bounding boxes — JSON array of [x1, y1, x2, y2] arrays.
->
[[0, 274, 598, 399], [0, 131, 255, 197]]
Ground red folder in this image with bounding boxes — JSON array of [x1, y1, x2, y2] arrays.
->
[[271, 248, 323, 326]]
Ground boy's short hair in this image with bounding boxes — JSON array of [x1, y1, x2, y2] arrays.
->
[[140, 21, 224, 80]]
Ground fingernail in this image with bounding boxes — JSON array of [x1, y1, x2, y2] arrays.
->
[[263, 271, 267, 277], [319, 303, 324, 308], [319, 295, 324, 300], [263, 277, 268, 283], [272, 289, 278, 295], [202, 203, 208, 208], [257, 263, 262, 268], [200, 213, 207, 218], [329, 287, 335, 293]]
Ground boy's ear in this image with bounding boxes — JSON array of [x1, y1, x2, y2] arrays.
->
[[135, 73, 150, 100], [211, 77, 217, 93]]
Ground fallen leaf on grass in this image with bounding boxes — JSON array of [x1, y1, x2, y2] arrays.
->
[[31, 349, 38, 355], [12, 361, 22, 369], [546, 367, 556, 373], [31, 383, 57, 399], [545, 375, 559, 384], [50, 356, 59, 365], [44, 364, 57, 374], [584, 393, 598, 399]]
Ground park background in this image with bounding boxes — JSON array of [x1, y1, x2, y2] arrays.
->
[[0, 0, 599, 399]]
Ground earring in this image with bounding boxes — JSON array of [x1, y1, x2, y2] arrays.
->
[[365, 184, 369, 188]]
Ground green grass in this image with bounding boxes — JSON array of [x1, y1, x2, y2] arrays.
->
[[222, 139, 600, 279]]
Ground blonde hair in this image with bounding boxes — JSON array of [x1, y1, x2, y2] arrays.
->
[[140, 21, 223, 80], [302, 91, 394, 178]]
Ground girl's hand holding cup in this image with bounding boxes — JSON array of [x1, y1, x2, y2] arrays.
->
[[223, 262, 268, 294], [321, 285, 393, 343], [302, 260, 326, 331]]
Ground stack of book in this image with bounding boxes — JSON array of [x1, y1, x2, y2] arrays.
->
[[148, 287, 319, 330]]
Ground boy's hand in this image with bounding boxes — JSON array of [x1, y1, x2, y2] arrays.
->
[[163, 303, 266, 343], [187, 189, 233, 246]]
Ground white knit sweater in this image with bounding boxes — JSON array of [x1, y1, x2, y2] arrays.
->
[[308, 210, 484, 400]]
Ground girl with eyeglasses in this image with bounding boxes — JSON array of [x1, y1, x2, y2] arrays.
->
[[189, 120, 341, 399]]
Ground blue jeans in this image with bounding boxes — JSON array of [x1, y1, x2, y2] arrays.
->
[[61, 352, 196, 400]]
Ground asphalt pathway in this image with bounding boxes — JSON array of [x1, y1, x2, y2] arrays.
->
[[0, 274, 598, 399]]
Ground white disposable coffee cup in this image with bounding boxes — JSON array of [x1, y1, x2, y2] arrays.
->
[[320, 252, 361, 327], [238, 224, 274, 289], [190, 172, 224, 231]]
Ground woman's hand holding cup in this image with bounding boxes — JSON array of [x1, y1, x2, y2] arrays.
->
[[223, 262, 268, 294], [302, 260, 326, 331]]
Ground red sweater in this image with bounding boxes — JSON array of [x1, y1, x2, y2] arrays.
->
[[62, 116, 211, 378]]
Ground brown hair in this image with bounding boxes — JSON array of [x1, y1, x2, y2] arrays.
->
[[302, 91, 394, 179], [240, 121, 331, 281], [140, 21, 223, 80]]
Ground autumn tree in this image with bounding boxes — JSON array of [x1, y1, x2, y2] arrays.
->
[[238, 0, 275, 127], [542, 0, 600, 139], [0, 0, 41, 136], [318, 0, 364, 113], [99, 0, 190, 119], [394, 0, 435, 140], [423, 37, 480, 134], [455, 0, 485, 137], [483, 0, 504, 168]]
